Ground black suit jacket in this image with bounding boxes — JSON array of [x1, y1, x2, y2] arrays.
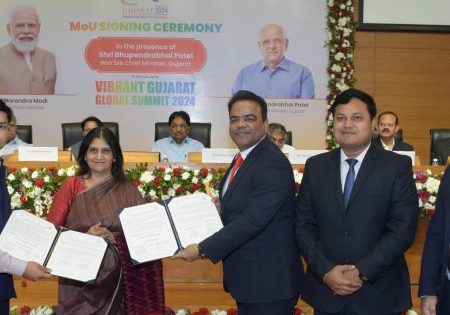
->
[[200, 137, 304, 303], [372, 136, 414, 151], [295, 144, 418, 315], [419, 166, 450, 310]]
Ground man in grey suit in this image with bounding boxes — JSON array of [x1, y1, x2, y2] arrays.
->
[[295, 88, 418, 315]]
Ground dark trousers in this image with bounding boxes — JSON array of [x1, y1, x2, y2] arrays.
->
[[314, 304, 401, 315], [0, 299, 9, 315], [236, 296, 299, 315]]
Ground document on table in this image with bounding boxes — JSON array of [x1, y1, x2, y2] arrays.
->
[[120, 192, 223, 264], [0, 210, 107, 283]]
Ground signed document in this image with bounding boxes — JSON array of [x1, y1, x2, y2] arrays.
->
[[0, 210, 107, 283], [120, 192, 223, 264]]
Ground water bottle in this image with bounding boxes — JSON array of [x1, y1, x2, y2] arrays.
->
[[432, 158, 439, 166]]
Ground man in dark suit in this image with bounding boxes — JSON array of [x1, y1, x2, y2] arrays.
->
[[419, 166, 450, 315], [175, 90, 303, 315], [295, 88, 418, 315], [372, 111, 414, 151]]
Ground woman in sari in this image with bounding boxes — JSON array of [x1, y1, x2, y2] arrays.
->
[[48, 126, 165, 315]]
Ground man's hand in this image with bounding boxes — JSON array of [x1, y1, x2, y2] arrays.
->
[[323, 265, 362, 296], [421, 295, 438, 315], [173, 244, 201, 262], [23, 261, 52, 281], [342, 267, 362, 284]]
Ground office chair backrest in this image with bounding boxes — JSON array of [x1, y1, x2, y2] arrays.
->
[[16, 125, 33, 144], [62, 122, 119, 149], [430, 128, 450, 165], [154, 122, 211, 148]]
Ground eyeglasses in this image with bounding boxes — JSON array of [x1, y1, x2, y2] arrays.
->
[[0, 123, 9, 131]]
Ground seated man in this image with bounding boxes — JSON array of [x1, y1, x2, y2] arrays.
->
[[152, 111, 204, 162], [373, 111, 414, 151], [268, 122, 295, 153], [69, 116, 103, 160], [0, 114, 30, 156], [433, 138, 450, 165]]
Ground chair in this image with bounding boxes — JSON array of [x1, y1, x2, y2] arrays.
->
[[61, 122, 120, 149], [154, 122, 211, 148], [16, 125, 33, 144], [285, 131, 293, 146], [430, 128, 450, 165]]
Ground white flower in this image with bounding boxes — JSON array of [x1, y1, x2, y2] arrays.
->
[[165, 168, 172, 174], [331, 64, 342, 72], [429, 195, 436, 204], [338, 17, 348, 27], [162, 194, 170, 200], [31, 170, 39, 179], [43, 175, 50, 183], [206, 174, 213, 182], [328, 0, 334, 7], [164, 174, 171, 181], [57, 169, 65, 176], [181, 172, 190, 180], [149, 190, 156, 197], [426, 169, 432, 176], [7, 173, 15, 181], [193, 169, 200, 176], [7, 185, 14, 195], [191, 177, 198, 184], [334, 52, 345, 61], [67, 167, 76, 177], [340, 3, 346, 9], [22, 179, 32, 189], [10, 192, 22, 209], [343, 28, 351, 37], [173, 184, 181, 190], [21, 167, 28, 173], [211, 310, 227, 315], [140, 171, 154, 183], [176, 310, 187, 315], [168, 188, 175, 197]]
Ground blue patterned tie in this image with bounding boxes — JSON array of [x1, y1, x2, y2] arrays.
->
[[343, 159, 357, 209]]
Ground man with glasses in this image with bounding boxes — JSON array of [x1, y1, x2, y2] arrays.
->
[[268, 122, 295, 153], [232, 23, 315, 99], [0, 100, 51, 314], [0, 115, 30, 156], [152, 111, 204, 162]]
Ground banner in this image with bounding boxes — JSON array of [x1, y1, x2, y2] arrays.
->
[[0, 0, 327, 149]]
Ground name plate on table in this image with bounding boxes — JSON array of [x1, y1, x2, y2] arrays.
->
[[288, 150, 328, 164], [394, 151, 416, 165], [202, 148, 238, 163], [18, 147, 58, 161]]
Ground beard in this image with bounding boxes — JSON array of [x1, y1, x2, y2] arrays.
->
[[10, 34, 38, 53]]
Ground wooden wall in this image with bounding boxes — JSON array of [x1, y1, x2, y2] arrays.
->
[[353, 1, 450, 164]]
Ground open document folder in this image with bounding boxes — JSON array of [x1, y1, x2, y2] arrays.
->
[[0, 210, 107, 283], [119, 192, 223, 264]]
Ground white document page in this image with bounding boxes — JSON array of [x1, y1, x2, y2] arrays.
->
[[46, 230, 107, 283], [18, 147, 58, 161], [168, 193, 223, 247], [120, 203, 179, 263], [0, 210, 57, 265]]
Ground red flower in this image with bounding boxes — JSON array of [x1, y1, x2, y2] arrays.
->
[[158, 167, 166, 172], [28, 167, 36, 172], [294, 307, 303, 315], [415, 172, 428, 183], [20, 305, 31, 313], [426, 208, 435, 216], [20, 194, 27, 204], [227, 308, 238, 315], [193, 312, 200, 315], [132, 179, 141, 186], [173, 167, 181, 176], [48, 166, 57, 171], [190, 183, 200, 191], [200, 168, 209, 177], [176, 186, 186, 195], [297, 166, 305, 173], [8, 167, 17, 172], [218, 167, 226, 173], [34, 178, 45, 188], [198, 307, 209, 315], [153, 177, 161, 185]]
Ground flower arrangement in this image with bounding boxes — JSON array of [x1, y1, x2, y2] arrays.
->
[[6, 166, 77, 217], [125, 164, 226, 202], [166, 306, 306, 315], [9, 305, 54, 315], [326, 0, 356, 149], [414, 169, 443, 218]]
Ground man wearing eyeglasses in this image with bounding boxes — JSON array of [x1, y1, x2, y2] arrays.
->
[[0, 100, 51, 314], [0, 115, 30, 156], [152, 110, 204, 162], [231, 24, 315, 99]]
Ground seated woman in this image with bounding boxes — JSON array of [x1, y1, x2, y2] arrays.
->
[[47, 127, 164, 315]]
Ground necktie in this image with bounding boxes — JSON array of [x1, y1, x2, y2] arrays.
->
[[343, 159, 358, 209], [229, 153, 243, 183]]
